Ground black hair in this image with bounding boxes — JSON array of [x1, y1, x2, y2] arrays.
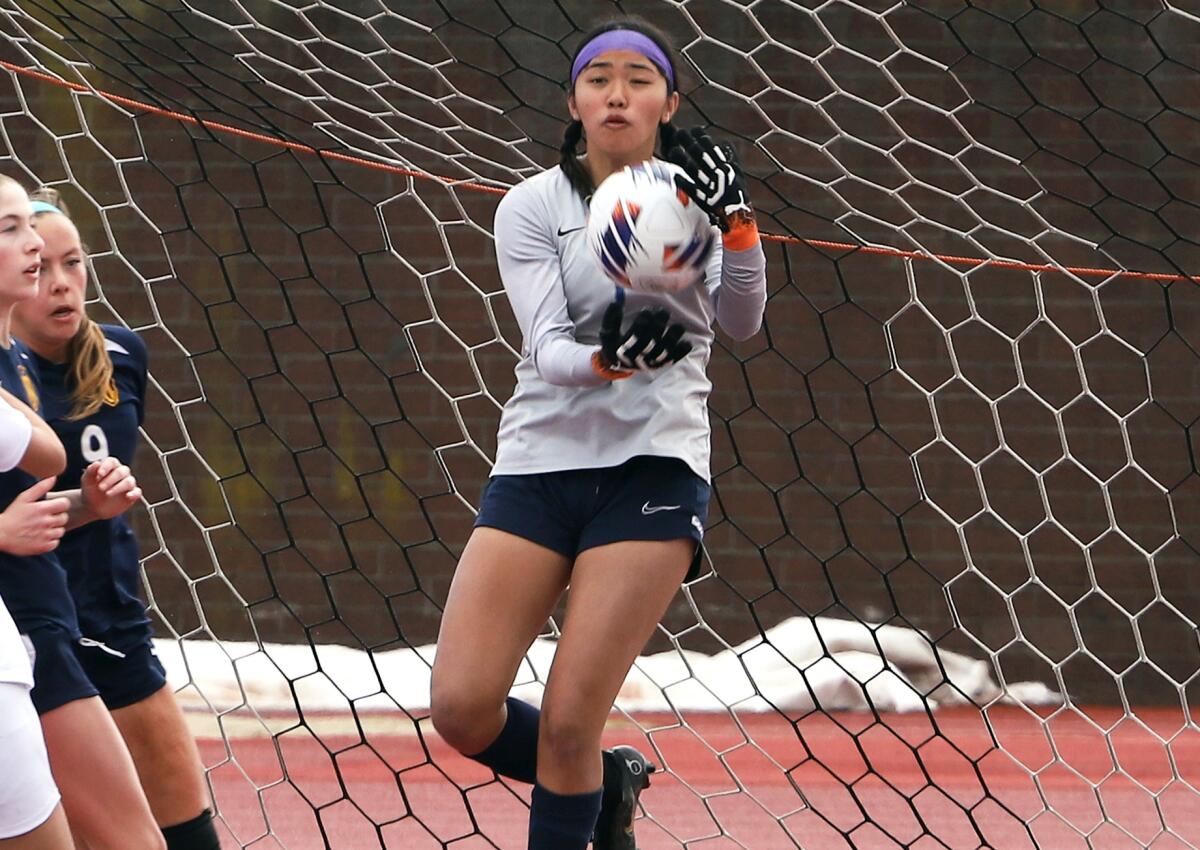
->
[[560, 18, 682, 202]]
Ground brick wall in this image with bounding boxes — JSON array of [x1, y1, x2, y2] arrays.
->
[[2, 1, 1197, 705]]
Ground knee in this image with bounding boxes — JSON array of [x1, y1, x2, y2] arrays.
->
[[113, 821, 166, 850], [430, 686, 501, 755], [115, 826, 166, 850], [538, 702, 601, 767]]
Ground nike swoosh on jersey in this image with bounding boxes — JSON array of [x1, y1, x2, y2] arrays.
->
[[641, 501, 682, 514], [557, 225, 585, 237]]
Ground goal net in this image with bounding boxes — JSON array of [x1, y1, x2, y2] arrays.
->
[[1, 1, 1197, 848]]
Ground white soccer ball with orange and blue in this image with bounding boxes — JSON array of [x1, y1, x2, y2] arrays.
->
[[587, 161, 715, 294]]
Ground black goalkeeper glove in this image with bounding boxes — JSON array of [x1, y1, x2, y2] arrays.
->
[[592, 300, 692, 380], [667, 127, 754, 233]]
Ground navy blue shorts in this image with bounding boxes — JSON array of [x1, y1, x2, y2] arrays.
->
[[27, 624, 99, 715], [75, 622, 167, 711], [476, 455, 710, 581]]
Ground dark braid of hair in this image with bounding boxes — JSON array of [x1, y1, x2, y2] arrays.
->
[[659, 121, 679, 158], [560, 119, 590, 201]]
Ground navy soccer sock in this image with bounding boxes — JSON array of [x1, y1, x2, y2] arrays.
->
[[161, 808, 221, 850], [528, 783, 603, 850], [466, 696, 540, 784]]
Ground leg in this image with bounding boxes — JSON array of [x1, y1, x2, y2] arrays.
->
[[0, 682, 73, 850], [77, 633, 218, 850], [40, 697, 165, 850], [430, 526, 571, 755], [109, 685, 214, 833], [0, 805, 74, 850], [525, 539, 690, 850], [537, 538, 691, 793]]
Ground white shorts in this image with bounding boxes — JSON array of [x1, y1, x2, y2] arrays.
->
[[0, 682, 60, 838]]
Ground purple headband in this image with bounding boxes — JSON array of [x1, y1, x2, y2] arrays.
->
[[570, 29, 675, 91]]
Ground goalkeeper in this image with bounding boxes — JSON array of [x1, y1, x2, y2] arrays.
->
[[431, 17, 766, 850]]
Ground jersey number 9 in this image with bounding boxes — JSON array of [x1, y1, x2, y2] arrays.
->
[[81, 424, 110, 463]]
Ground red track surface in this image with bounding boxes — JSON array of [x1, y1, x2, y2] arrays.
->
[[201, 707, 1200, 849]]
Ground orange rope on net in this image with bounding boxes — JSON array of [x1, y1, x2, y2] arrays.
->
[[788, 237, 1200, 283], [4, 59, 1197, 285], [0, 61, 509, 196]]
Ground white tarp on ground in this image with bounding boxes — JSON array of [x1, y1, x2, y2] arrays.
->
[[155, 616, 1060, 717]]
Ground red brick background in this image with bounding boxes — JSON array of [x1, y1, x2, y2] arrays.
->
[[0, 1, 1196, 706]]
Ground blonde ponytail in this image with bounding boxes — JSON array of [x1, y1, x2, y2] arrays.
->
[[65, 318, 114, 421]]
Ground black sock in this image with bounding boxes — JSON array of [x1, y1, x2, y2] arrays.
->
[[161, 808, 221, 850], [467, 697, 540, 784], [528, 783, 603, 850]]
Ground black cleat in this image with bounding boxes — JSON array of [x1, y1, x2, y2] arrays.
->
[[593, 745, 656, 850]]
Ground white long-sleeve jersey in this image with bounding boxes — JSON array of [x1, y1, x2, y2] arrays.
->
[[491, 163, 767, 482]]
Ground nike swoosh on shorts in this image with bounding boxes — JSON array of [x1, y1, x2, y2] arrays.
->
[[641, 501, 682, 515]]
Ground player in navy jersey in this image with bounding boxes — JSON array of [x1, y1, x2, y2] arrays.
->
[[0, 389, 74, 849], [0, 174, 161, 850], [10, 188, 220, 850], [430, 19, 767, 850]]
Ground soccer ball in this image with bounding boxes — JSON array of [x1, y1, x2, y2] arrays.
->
[[587, 161, 715, 294]]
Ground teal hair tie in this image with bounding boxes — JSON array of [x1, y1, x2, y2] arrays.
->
[[30, 200, 62, 216]]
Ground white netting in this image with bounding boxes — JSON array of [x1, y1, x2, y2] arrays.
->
[[0, 1, 1198, 848]]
